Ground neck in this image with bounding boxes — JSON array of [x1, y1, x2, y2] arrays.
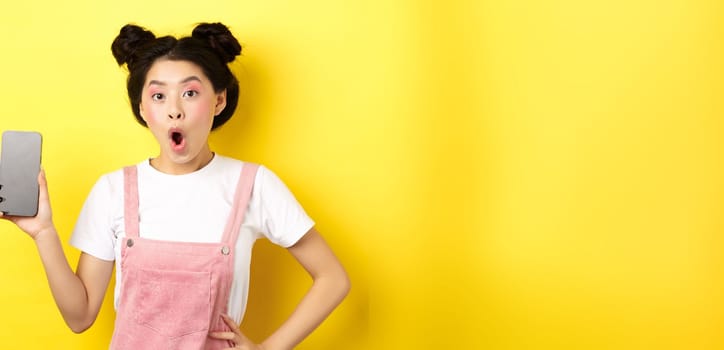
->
[[150, 148, 215, 175]]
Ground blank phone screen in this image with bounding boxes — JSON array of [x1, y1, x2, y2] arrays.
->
[[0, 131, 42, 216]]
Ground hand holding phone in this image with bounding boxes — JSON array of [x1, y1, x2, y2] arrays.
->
[[0, 131, 43, 216]]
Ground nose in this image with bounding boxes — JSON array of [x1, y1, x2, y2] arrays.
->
[[167, 97, 184, 120]]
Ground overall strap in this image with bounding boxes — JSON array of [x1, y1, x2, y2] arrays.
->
[[221, 163, 259, 245], [123, 166, 140, 238]]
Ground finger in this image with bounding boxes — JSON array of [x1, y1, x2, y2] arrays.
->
[[208, 331, 240, 350], [221, 314, 242, 335], [0, 211, 15, 222], [208, 331, 236, 340], [220, 314, 256, 347], [38, 169, 49, 200]]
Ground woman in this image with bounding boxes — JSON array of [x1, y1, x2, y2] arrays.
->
[[1, 22, 349, 349]]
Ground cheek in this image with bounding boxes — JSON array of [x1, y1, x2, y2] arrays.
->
[[140, 102, 161, 122], [189, 100, 216, 123]]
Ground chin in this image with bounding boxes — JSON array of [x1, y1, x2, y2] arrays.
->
[[169, 153, 195, 164], [169, 149, 209, 165]]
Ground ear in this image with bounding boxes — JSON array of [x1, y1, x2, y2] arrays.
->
[[138, 103, 148, 123], [214, 90, 227, 116]]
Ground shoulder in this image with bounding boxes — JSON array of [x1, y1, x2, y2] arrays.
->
[[90, 167, 125, 195], [212, 154, 271, 180], [210, 156, 290, 197], [76, 167, 129, 214], [251, 163, 302, 206], [88, 160, 151, 196]]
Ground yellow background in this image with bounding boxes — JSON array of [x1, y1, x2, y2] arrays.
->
[[0, 0, 722, 349]]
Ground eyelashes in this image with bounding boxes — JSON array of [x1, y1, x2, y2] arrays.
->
[[149, 90, 199, 102]]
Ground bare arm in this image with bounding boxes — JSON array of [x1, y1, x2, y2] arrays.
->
[[209, 227, 349, 349], [35, 235, 114, 333], [0, 170, 114, 333], [260, 227, 350, 349]]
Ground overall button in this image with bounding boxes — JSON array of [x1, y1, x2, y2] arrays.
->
[[221, 246, 230, 255], [127, 239, 134, 247]]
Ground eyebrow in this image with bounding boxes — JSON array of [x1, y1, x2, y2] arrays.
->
[[147, 76, 203, 87]]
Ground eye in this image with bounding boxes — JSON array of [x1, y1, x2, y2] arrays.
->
[[151, 93, 165, 101], [182, 90, 198, 98]]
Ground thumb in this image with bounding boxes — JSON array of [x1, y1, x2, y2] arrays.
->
[[38, 168, 49, 198], [38, 168, 47, 187]]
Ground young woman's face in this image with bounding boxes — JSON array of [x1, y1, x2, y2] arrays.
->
[[139, 59, 226, 174]]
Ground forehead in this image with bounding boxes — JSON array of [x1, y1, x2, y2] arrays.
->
[[144, 59, 211, 85]]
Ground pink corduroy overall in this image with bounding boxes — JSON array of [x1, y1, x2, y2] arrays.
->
[[109, 163, 259, 350]]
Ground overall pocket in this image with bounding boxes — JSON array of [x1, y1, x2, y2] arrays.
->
[[131, 268, 212, 338]]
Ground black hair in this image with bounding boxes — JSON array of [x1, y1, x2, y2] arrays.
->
[[111, 23, 242, 130]]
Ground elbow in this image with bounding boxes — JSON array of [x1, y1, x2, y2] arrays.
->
[[67, 318, 94, 334], [318, 267, 350, 304], [70, 327, 87, 335], [342, 273, 351, 297], [69, 323, 91, 334], [337, 269, 351, 301], [69, 324, 89, 334]]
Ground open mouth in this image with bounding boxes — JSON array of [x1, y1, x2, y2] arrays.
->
[[171, 131, 183, 145], [168, 128, 186, 151]]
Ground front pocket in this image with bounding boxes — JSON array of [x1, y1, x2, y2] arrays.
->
[[132, 268, 212, 338]]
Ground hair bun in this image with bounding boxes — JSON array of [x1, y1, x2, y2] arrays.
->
[[191, 22, 242, 63], [111, 24, 156, 66]]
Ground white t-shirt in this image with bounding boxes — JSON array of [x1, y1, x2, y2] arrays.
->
[[69, 155, 314, 323]]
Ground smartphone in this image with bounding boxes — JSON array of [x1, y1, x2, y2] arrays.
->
[[0, 131, 42, 216]]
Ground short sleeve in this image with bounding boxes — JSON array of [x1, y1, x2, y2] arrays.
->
[[256, 166, 315, 248], [69, 175, 117, 261]]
